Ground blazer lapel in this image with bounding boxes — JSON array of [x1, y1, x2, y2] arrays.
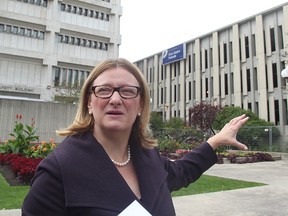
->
[[130, 141, 168, 210]]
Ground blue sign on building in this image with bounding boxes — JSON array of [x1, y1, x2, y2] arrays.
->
[[162, 43, 186, 65]]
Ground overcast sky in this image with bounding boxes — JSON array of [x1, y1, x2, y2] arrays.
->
[[119, 0, 288, 62]]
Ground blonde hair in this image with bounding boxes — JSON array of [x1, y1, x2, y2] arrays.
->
[[56, 58, 157, 149]]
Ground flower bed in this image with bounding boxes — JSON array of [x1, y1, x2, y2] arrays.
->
[[0, 153, 43, 184], [160, 149, 275, 164]]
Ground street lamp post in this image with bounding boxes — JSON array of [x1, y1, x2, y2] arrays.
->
[[281, 65, 288, 87], [281, 62, 288, 135]]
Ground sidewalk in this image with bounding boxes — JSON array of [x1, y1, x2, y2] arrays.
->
[[1, 160, 287, 216], [173, 160, 288, 216]]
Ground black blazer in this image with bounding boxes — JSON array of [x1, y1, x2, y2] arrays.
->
[[22, 131, 217, 216]]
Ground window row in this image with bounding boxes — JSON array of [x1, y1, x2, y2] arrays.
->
[[53, 67, 90, 87], [16, 0, 48, 7], [60, 3, 109, 21], [0, 23, 45, 39], [58, 34, 108, 51]]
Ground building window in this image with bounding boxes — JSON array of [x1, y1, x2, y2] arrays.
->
[[26, 29, 32, 37], [272, 63, 278, 88], [270, 28, 276, 52], [57, 34, 108, 51], [53, 67, 90, 87], [188, 81, 192, 100], [174, 85, 177, 102], [278, 25, 284, 49], [251, 34, 256, 56], [229, 42, 233, 62], [274, 100, 280, 125], [53, 67, 60, 86], [12, 26, 18, 34], [60, 4, 65, 11], [0, 23, 45, 39], [224, 43, 227, 64], [6, 25, 11, 33], [68, 69, 73, 85], [59, 3, 109, 22], [0, 24, 4, 32], [19, 0, 47, 7], [253, 67, 258, 91], [205, 49, 208, 68], [43, 0, 47, 7], [225, 74, 228, 95], [19, 27, 25, 36], [247, 69, 251, 92], [39, 31, 44, 39], [205, 78, 209, 97], [32, 30, 38, 38], [245, 36, 249, 58]]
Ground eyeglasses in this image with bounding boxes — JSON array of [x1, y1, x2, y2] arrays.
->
[[91, 85, 141, 99]]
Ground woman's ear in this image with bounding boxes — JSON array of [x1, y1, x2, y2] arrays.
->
[[87, 96, 92, 114], [139, 100, 144, 115]]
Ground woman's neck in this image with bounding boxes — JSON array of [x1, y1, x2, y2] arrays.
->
[[93, 129, 131, 161]]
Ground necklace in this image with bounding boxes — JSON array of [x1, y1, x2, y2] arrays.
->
[[110, 145, 131, 167]]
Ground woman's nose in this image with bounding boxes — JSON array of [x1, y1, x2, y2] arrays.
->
[[109, 91, 122, 104]]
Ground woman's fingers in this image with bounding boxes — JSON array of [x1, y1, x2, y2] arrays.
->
[[207, 114, 249, 150]]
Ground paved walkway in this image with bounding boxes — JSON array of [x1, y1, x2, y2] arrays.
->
[[1, 160, 287, 216], [173, 160, 288, 216]]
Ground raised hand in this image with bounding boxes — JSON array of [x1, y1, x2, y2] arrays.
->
[[207, 114, 249, 150]]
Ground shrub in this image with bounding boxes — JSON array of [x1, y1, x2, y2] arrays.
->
[[23, 138, 57, 158], [0, 114, 39, 154]]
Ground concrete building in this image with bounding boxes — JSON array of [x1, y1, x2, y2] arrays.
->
[[134, 3, 288, 135], [0, 0, 122, 101]]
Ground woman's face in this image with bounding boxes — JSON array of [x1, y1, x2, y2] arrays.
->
[[88, 67, 142, 134]]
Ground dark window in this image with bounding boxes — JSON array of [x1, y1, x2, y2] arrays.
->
[[229, 42, 233, 62], [26, 29, 31, 37], [39, 31, 44, 39], [274, 100, 280, 125], [54, 67, 60, 86], [224, 43, 227, 64], [272, 63, 278, 88], [32, 30, 38, 38], [189, 81, 191, 100], [247, 69, 251, 92], [84, 9, 88, 16], [270, 28, 276, 52], [278, 25, 284, 49], [0, 24, 4, 32], [245, 36, 249, 58], [205, 78, 209, 97], [12, 26, 18, 34], [43, 0, 48, 7], [252, 34, 256, 56], [254, 67, 258, 91], [225, 74, 228, 95], [19, 27, 25, 36], [6, 25, 11, 33], [205, 49, 208, 68], [60, 4, 65, 11]]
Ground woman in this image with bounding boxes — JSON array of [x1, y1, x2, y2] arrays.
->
[[22, 58, 249, 216]]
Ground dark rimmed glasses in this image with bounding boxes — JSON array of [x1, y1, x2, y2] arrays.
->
[[91, 85, 141, 99]]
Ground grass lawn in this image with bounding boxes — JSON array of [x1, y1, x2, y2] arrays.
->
[[0, 173, 265, 210], [172, 174, 265, 197], [0, 174, 29, 210]]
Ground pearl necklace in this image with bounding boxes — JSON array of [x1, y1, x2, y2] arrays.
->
[[110, 146, 131, 167]]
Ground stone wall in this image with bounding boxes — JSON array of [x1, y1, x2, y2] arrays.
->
[[0, 98, 77, 143]]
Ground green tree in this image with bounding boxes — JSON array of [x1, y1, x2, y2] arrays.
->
[[164, 117, 185, 129], [149, 112, 164, 132], [212, 106, 281, 150]]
